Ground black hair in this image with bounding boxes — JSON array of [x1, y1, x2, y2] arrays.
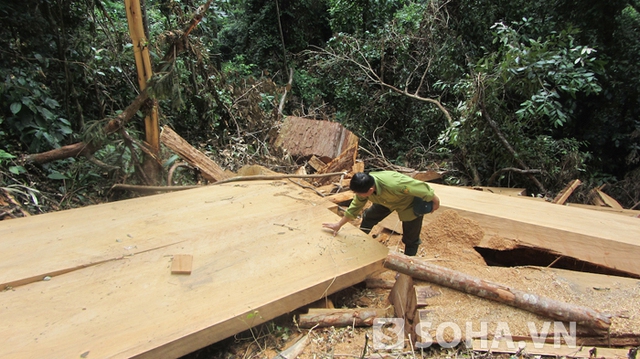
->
[[350, 172, 375, 193]]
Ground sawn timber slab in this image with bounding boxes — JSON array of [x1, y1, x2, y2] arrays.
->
[[425, 184, 640, 277], [0, 181, 388, 358]]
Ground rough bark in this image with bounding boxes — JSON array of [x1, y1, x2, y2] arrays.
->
[[160, 126, 230, 182], [298, 308, 387, 329]]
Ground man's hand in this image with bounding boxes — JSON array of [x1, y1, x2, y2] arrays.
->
[[322, 216, 350, 236], [322, 222, 342, 236], [432, 194, 441, 212]]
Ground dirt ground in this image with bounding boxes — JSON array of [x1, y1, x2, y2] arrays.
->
[[183, 209, 640, 359]]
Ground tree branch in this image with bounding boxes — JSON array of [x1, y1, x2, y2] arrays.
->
[[488, 167, 543, 187], [24, 0, 213, 166], [310, 41, 453, 126]]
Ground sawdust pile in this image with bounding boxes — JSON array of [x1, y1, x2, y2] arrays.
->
[[371, 208, 640, 341], [418, 209, 486, 265]]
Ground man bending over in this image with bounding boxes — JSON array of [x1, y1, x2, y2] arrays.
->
[[322, 171, 440, 256]]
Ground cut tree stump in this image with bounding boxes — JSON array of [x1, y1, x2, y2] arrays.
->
[[272, 117, 358, 162], [384, 251, 611, 330], [298, 308, 387, 328]]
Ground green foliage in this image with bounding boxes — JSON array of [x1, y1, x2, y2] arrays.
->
[[307, 0, 464, 167], [328, 0, 413, 35], [0, 0, 638, 207], [482, 19, 603, 128], [436, 19, 604, 191], [1, 67, 74, 152]]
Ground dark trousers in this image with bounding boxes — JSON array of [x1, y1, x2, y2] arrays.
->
[[360, 204, 424, 256]]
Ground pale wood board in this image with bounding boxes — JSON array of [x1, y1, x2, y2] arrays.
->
[[566, 202, 640, 217], [472, 339, 630, 358], [0, 181, 388, 358], [425, 183, 640, 277], [471, 186, 528, 197]]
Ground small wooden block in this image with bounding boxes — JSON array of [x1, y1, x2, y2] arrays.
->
[[171, 254, 193, 275], [308, 155, 328, 172]]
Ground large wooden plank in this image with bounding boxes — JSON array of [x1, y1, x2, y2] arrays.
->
[[0, 181, 388, 358], [425, 184, 640, 277]]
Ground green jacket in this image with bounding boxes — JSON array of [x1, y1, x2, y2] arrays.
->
[[344, 171, 436, 221]]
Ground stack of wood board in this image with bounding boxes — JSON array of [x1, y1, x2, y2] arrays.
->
[[0, 181, 388, 358]]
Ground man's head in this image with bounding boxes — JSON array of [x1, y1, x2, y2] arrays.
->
[[350, 172, 375, 195]]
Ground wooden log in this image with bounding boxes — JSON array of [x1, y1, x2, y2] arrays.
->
[[426, 182, 640, 278], [160, 126, 230, 182], [365, 277, 395, 289], [25, 92, 148, 164], [298, 308, 386, 328], [384, 251, 611, 330], [553, 179, 582, 204]]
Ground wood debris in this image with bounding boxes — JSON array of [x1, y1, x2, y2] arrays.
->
[[553, 179, 582, 204]]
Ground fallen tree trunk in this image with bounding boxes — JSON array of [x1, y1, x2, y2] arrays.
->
[[384, 251, 611, 330], [298, 308, 386, 328], [160, 126, 230, 182], [24, 92, 149, 164]]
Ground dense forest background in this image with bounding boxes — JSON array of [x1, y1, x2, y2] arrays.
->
[[1, 0, 639, 214]]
